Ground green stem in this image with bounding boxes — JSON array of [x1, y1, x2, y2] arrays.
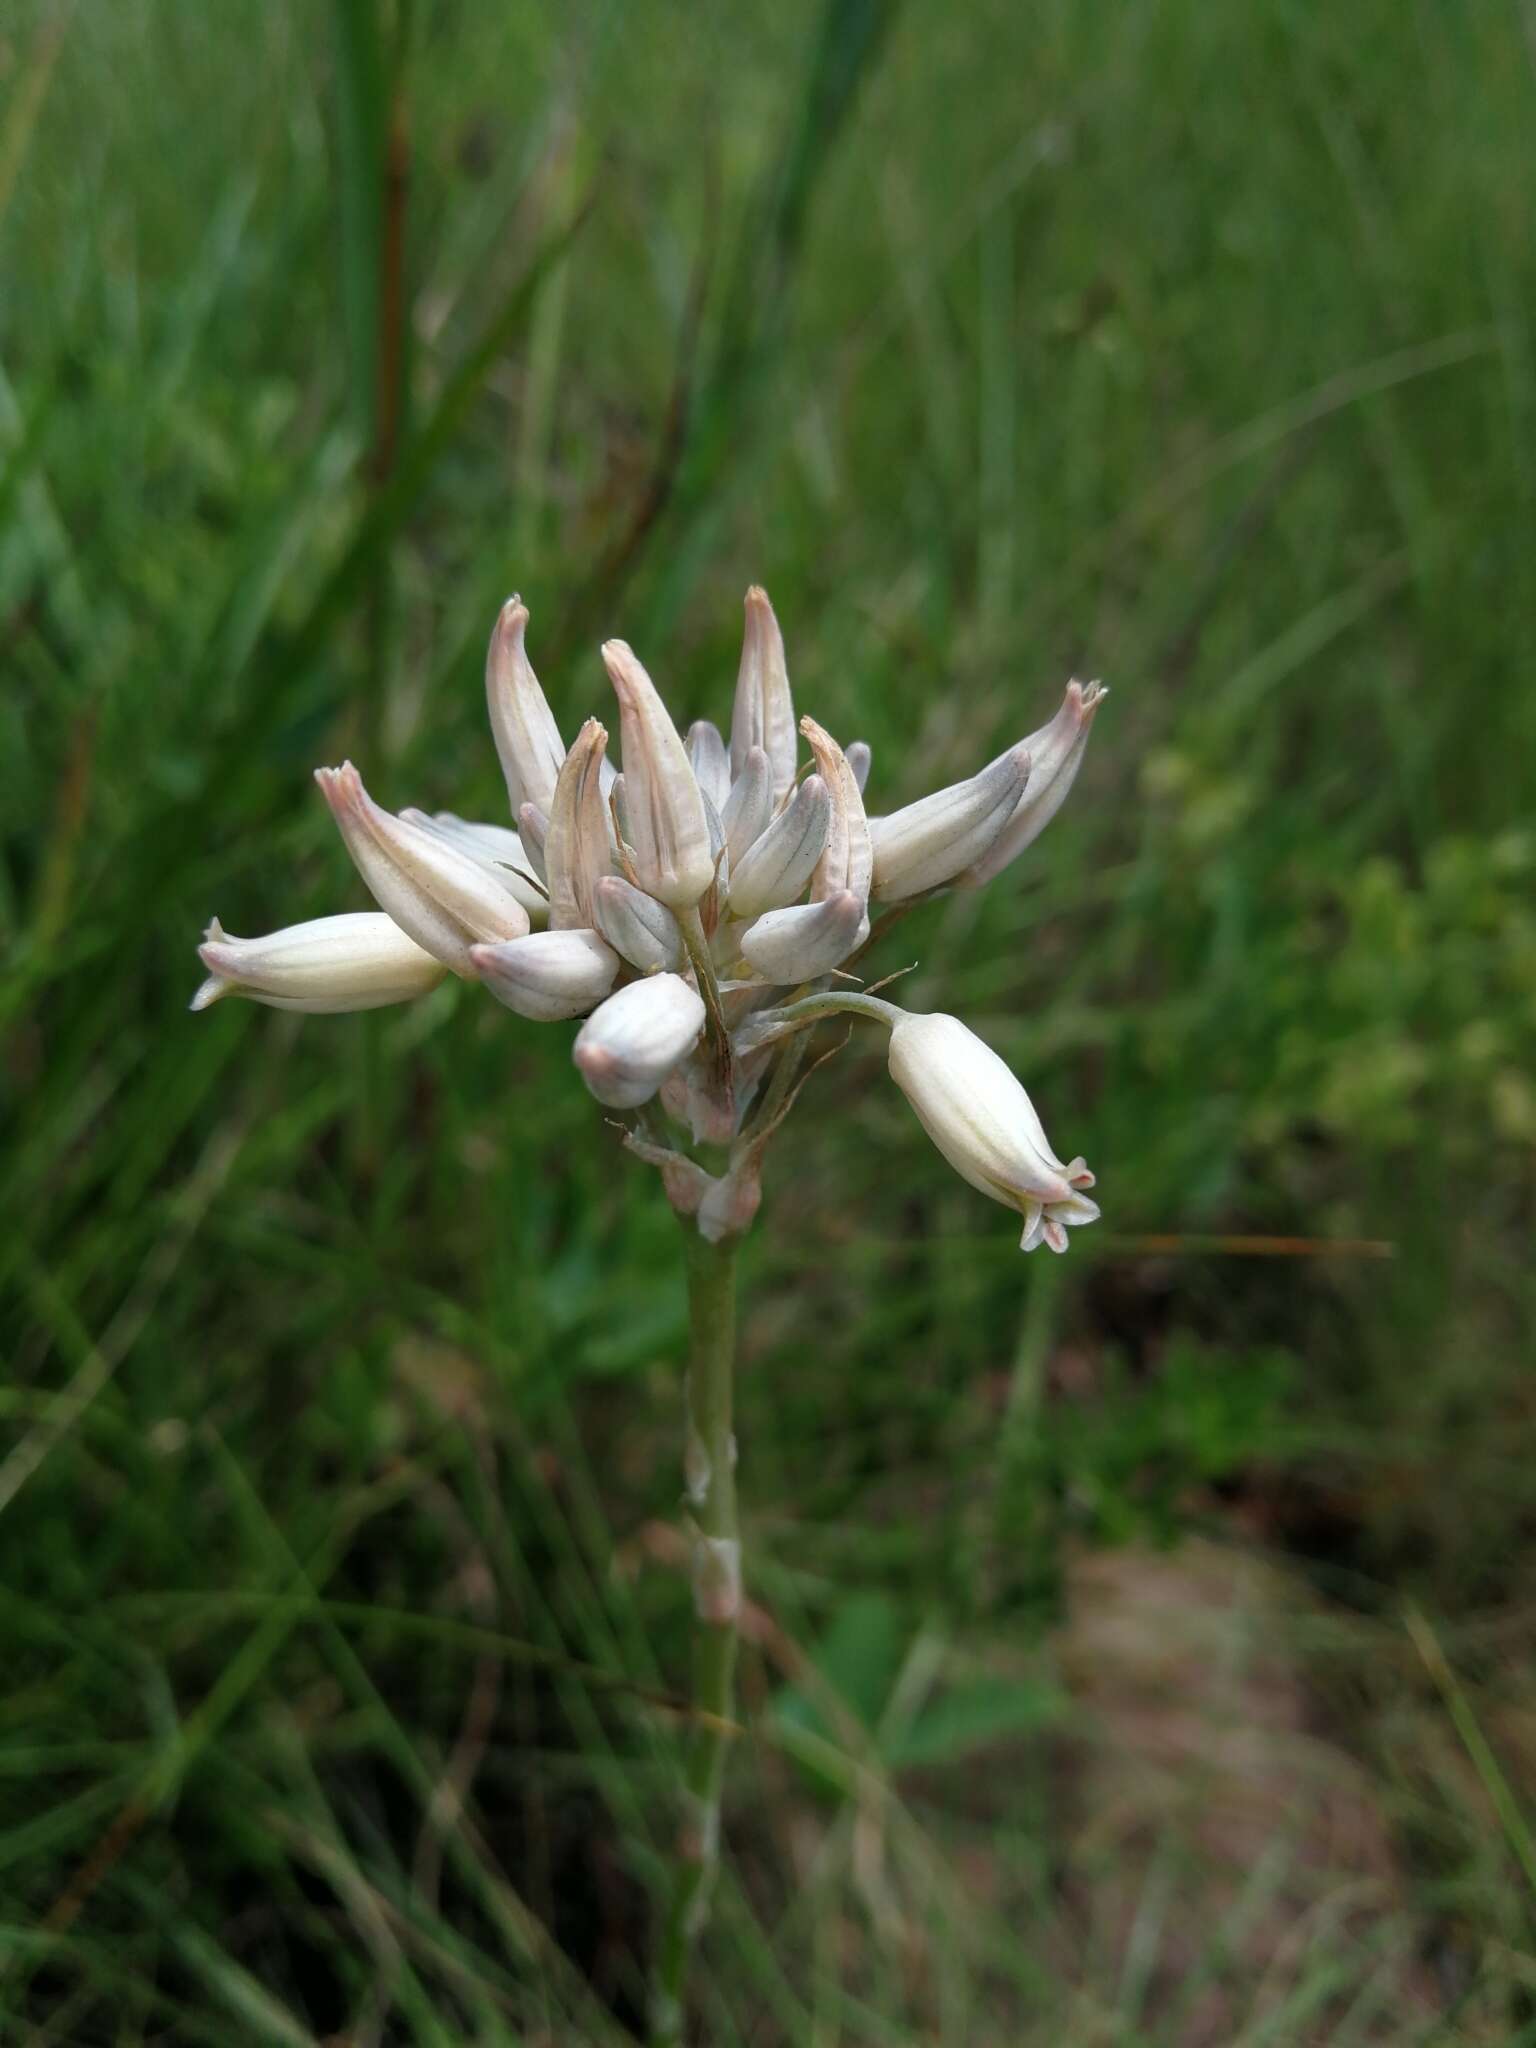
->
[[650, 1227, 741, 2047], [751, 987, 905, 1044], [678, 903, 732, 1081]]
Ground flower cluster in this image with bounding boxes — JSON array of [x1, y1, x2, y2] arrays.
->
[[192, 589, 1105, 1251]]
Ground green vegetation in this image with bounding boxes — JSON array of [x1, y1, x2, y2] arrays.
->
[[2, 0, 1532, 2039]]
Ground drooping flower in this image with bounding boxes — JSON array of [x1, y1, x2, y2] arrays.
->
[[886, 1011, 1099, 1252]]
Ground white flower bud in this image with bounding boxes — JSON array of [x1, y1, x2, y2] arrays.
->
[[602, 640, 715, 909], [398, 810, 547, 924], [720, 745, 773, 870], [799, 715, 872, 910], [470, 927, 619, 1021], [572, 972, 706, 1108], [543, 718, 613, 931], [845, 740, 872, 793], [191, 912, 448, 1014], [739, 889, 865, 981], [591, 874, 685, 972], [730, 586, 798, 801], [485, 596, 565, 818], [960, 679, 1107, 886], [870, 741, 1030, 902], [687, 720, 731, 810], [315, 762, 530, 974], [726, 773, 831, 919], [886, 1011, 1100, 1253]]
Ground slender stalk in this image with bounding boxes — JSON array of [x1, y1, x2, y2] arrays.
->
[[746, 987, 905, 1049], [650, 1226, 741, 2047], [678, 903, 732, 1079]]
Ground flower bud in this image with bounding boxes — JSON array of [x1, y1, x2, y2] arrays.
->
[[399, 810, 547, 924], [886, 1011, 1099, 1252], [726, 773, 831, 919], [572, 972, 705, 1108], [961, 679, 1107, 887], [846, 740, 872, 793], [316, 762, 530, 974], [686, 720, 731, 810], [543, 718, 613, 930], [191, 912, 447, 1014], [739, 889, 865, 981], [591, 874, 685, 973], [730, 586, 798, 800], [720, 744, 773, 870], [602, 640, 715, 909], [485, 596, 565, 818], [470, 927, 619, 1021], [799, 715, 872, 910], [870, 742, 1030, 902]]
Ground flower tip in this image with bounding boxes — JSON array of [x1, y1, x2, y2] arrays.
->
[[599, 638, 640, 698], [572, 1039, 620, 1089], [189, 974, 227, 1012], [1071, 677, 1108, 721], [313, 760, 362, 814], [496, 593, 529, 638]]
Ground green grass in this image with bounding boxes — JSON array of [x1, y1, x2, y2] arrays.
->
[[2, 0, 1534, 2039]]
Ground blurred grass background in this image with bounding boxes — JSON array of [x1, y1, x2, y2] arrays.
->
[[2, 0, 1534, 2040]]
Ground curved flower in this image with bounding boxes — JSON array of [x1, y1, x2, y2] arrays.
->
[[602, 640, 715, 910], [886, 1012, 1099, 1253], [315, 762, 530, 974]]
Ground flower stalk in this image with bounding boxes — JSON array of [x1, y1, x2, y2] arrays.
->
[[650, 1226, 741, 2048]]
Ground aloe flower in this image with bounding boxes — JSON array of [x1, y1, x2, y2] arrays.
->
[[190, 586, 1108, 2047]]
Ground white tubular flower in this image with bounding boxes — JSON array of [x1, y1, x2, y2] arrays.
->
[[485, 596, 566, 819], [726, 772, 831, 919], [739, 890, 864, 981], [870, 742, 1031, 903], [799, 714, 872, 919], [543, 718, 613, 931], [687, 720, 732, 810], [960, 679, 1107, 887], [602, 640, 715, 910], [315, 762, 530, 974], [592, 874, 685, 973], [399, 810, 548, 925], [191, 913, 448, 1014], [730, 586, 798, 801], [470, 928, 619, 1022], [886, 1011, 1099, 1253], [573, 973, 706, 1108], [720, 745, 773, 870]]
